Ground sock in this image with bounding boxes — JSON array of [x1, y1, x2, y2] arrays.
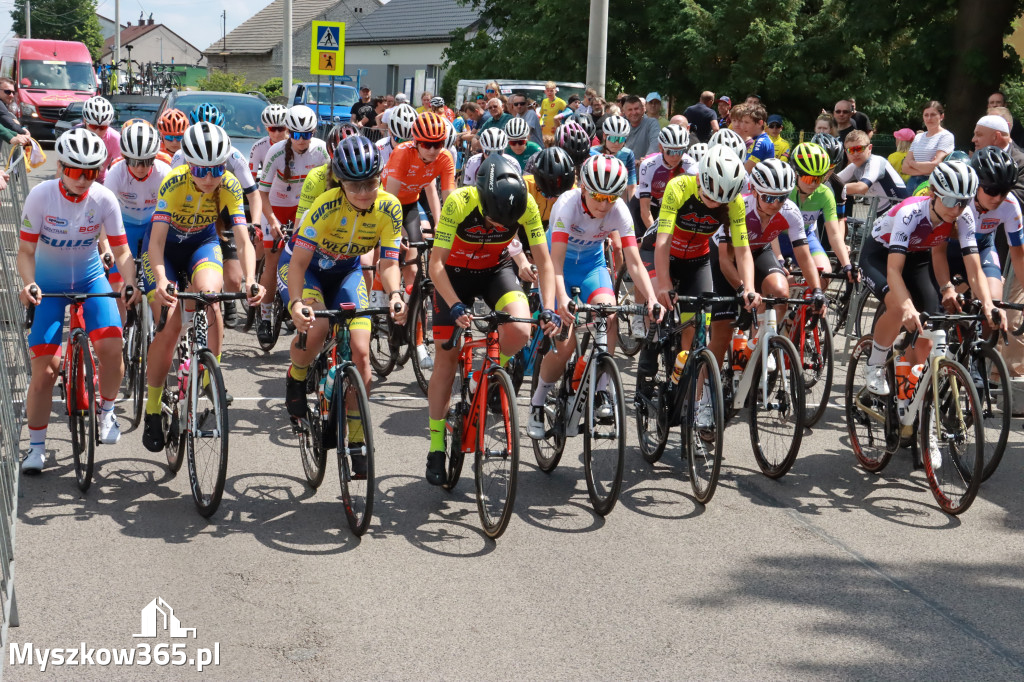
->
[[146, 385, 162, 415], [531, 379, 554, 407], [869, 340, 889, 366], [100, 395, 116, 419], [29, 424, 47, 453], [202, 354, 222, 390], [347, 411, 364, 444], [260, 303, 272, 317], [499, 352, 511, 368], [429, 417, 446, 451], [416, 321, 424, 346], [289, 363, 309, 381]]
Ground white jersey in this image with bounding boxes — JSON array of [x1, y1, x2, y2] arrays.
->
[[836, 155, 909, 213], [462, 152, 522, 187], [171, 145, 258, 192], [103, 160, 172, 227], [636, 154, 694, 204], [549, 188, 636, 265], [871, 195, 977, 254], [970, 192, 1024, 244], [248, 136, 273, 176], [20, 179, 126, 289], [258, 139, 330, 209], [376, 137, 397, 167]]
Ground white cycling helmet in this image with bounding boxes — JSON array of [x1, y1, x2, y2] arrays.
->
[[602, 115, 631, 138], [119, 121, 161, 160], [261, 104, 288, 127], [430, 96, 445, 108], [388, 103, 418, 141], [698, 146, 746, 204], [56, 128, 108, 169], [82, 96, 115, 126], [581, 155, 629, 196], [504, 117, 530, 141], [709, 128, 747, 160], [181, 122, 232, 166], [285, 105, 318, 133], [658, 124, 690, 150], [688, 143, 709, 164], [480, 127, 509, 153], [750, 158, 796, 195], [444, 119, 457, 149], [930, 160, 979, 201]]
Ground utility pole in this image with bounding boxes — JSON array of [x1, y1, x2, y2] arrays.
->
[[25, 0, 31, 38], [114, 0, 120, 73], [282, 0, 292, 100], [221, 11, 226, 51], [585, 0, 608, 98]]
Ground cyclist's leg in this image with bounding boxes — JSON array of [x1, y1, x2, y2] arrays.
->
[[806, 228, 831, 274], [709, 246, 739, 368], [279, 251, 330, 372], [188, 238, 226, 357], [143, 246, 185, 390], [25, 296, 67, 458], [486, 264, 532, 359], [672, 257, 714, 351], [259, 206, 295, 315], [401, 202, 423, 287], [82, 277, 126, 402], [332, 267, 372, 391], [428, 272, 474, 422]]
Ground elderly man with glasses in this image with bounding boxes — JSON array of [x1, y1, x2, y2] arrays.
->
[[478, 98, 512, 133], [508, 93, 543, 147]]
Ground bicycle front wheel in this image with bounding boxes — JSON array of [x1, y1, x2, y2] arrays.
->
[[919, 358, 984, 515], [67, 331, 97, 492], [798, 314, 834, 428], [409, 294, 434, 396], [613, 268, 642, 357], [475, 368, 519, 538], [130, 306, 149, 430], [635, 344, 671, 464], [583, 355, 625, 515], [337, 364, 375, 536], [299, 359, 328, 489], [186, 350, 229, 517], [443, 363, 466, 490], [368, 312, 398, 378], [844, 335, 895, 473], [973, 344, 1010, 481], [682, 348, 723, 504], [530, 345, 566, 472], [164, 352, 186, 474], [749, 335, 805, 478]]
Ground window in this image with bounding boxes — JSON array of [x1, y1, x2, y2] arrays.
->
[[386, 65, 398, 95]]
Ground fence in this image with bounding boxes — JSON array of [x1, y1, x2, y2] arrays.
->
[[0, 142, 31, 680]]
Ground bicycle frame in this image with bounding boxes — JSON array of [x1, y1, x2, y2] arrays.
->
[[728, 307, 784, 410], [455, 327, 505, 455]]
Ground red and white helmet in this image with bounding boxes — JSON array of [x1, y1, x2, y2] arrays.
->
[[580, 155, 629, 196]]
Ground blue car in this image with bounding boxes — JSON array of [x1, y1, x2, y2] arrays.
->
[[289, 83, 359, 124]]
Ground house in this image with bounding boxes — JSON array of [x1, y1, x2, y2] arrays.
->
[[96, 13, 126, 42], [99, 14, 206, 67]]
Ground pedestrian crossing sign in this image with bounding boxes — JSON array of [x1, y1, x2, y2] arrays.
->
[[311, 21, 345, 75]]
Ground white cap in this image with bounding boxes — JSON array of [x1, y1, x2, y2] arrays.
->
[[380, 108, 393, 125], [395, 93, 409, 104], [977, 114, 1010, 134]]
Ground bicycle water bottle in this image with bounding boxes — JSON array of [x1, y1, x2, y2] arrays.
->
[[177, 358, 190, 400], [571, 359, 587, 391], [468, 369, 481, 395], [324, 365, 339, 402], [732, 330, 749, 370], [670, 350, 689, 385], [895, 357, 923, 401]]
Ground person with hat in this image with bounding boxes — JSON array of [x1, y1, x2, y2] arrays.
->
[[717, 95, 732, 129], [646, 92, 669, 128], [765, 114, 789, 160], [351, 87, 376, 128], [682, 91, 720, 143], [888, 128, 917, 181], [395, 93, 409, 105]]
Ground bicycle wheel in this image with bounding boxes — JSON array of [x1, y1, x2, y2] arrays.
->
[[125, 306, 148, 430], [368, 312, 398, 378], [443, 363, 466, 490], [242, 258, 262, 332], [257, 293, 284, 352], [919, 358, 984, 515], [613, 268, 642, 357], [973, 344, 1010, 481], [298, 358, 328, 489], [797, 314, 834, 428], [67, 331, 96, 492], [409, 294, 434, 396], [583, 355, 625, 515], [845, 335, 896, 473], [824, 278, 850, 336], [475, 368, 519, 538], [337, 364, 375, 536], [186, 350, 229, 517], [529, 346, 567, 472], [748, 335, 805, 478], [163, 352, 186, 474], [853, 289, 880, 338], [682, 348, 724, 504], [635, 344, 670, 464]]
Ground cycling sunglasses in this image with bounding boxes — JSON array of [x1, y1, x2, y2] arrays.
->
[[126, 158, 155, 168], [86, 124, 109, 133], [938, 195, 970, 209], [845, 145, 868, 155], [606, 135, 627, 144], [190, 164, 226, 178], [62, 166, 99, 181], [267, 126, 286, 133], [981, 185, 1011, 197], [418, 141, 443, 150], [665, 148, 686, 157], [758, 193, 788, 204], [589, 191, 618, 204], [163, 134, 183, 142], [291, 131, 314, 140], [799, 174, 824, 185], [509, 139, 527, 146]]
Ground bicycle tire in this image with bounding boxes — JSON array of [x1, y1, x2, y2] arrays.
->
[[919, 358, 984, 515], [298, 358, 329, 489], [613, 268, 642, 357], [748, 335, 805, 478], [242, 258, 262, 332], [475, 367, 519, 538], [368, 312, 398, 377], [973, 344, 1011, 481], [164, 351, 186, 474], [844, 335, 896, 473], [583, 355, 625, 515], [635, 343, 670, 464], [124, 306, 147, 430], [797, 314, 834, 428], [409, 294, 434, 396], [186, 350, 229, 517], [337, 364, 375, 536], [67, 331, 97, 492], [682, 348, 724, 504], [529, 345, 566, 472], [443, 363, 466, 490]]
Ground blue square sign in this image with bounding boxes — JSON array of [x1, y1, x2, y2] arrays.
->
[[316, 25, 340, 51]]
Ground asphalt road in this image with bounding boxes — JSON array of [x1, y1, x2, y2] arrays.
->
[[6, 159, 1024, 680]]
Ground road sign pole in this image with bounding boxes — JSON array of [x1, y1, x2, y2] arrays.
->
[[283, 0, 293, 103]]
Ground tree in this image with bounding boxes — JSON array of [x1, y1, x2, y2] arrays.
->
[[10, 0, 104, 60]]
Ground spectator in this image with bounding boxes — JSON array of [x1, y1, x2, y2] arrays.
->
[[901, 100, 954, 191], [746, 94, 762, 105], [813, 113, 835, 136], [383, 94, 395, 108], [765, 114, 789, 159], [833, 99, 861, 143], [683, 91, 720, 143], [0, 78, 28, 135], [457, 101, 483, 146], [556, 94, 581, 123], [887, 128, 916, 180], [417, 91, 433, 114], [716, 95, 731, 129], [848, 98, 874, 137], [479, 98, 511, 132], [578, 87, 598, 115], [0, 119, 30, 148], [372, 96, 389, 130], [540, 81, 566, 137], [395, 93, 409, 105], [508, 93, 542, 147], [351, 88, 377, 127], [622, 94, 660, 156], [732, 102, 773, 172], [975, 112, 1024, 186], [988, 91, 1024, 148], [646, 92, 669, 127], [591, 98, 606, 141]]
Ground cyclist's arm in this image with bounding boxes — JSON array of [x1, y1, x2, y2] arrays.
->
[[885, 250, 916, 314], [823, 218, 851, 268], [245, 185, 263, 230], [623, 241, 657, 312], [259, 189, 281, 238], [286, 244, 314, 310], [653, 232, 674, 308], [547, 239, 570, 313], [231, 220, 260, 301], [146, 221, 175, 307], [383, 175, 402, 200], [427, 246, 466, 327], [16, 236, 39, 304], [1010, 244, 1024, 292], [424, 181, 441, 233]]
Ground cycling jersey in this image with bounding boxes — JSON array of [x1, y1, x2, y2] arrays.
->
[[824, 175, 848, 218], [730, 193, 807, 250], [296, 164, 333, 221], [656, 174, 747, 258], [259, 139, 330, 209], [637, 154, 692, 205], [152, 165, 247, 245], [745, 132, 775, 164], [171, 146, 258, 194], [970, 193, 1023, 243], [375, 136, 397, 167], [103, 159, 172, 257], [462, 152, 522, 187], [589, 146, 637, 185], [507, 140, 542, 169], [549, 189, 636, 263], [835, 155, 909, 212], [540, 97, 566, 136], [524, 174, 571, 224], [249, 135, 273, 175], [380, 142, 455, 204], [790, 183, 837, 233], [871, 195, 977, 255], [435, 186, 545, 270], [74, 123, 120, 182]]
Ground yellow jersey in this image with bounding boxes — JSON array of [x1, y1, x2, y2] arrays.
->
[[657, 174, 747, 259], [296, 164, 334, 221], [152, 165, 246, 242], [294, 187, 403, 273], [435, 186, 545, 270], [540, 97, 566, 136]]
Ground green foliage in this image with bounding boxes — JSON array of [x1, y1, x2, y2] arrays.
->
[[197, 70, 250, 93], [259, 77, 283, 99], [10, 0, 104, 59]]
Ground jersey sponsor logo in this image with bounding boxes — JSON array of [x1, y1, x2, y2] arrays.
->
[[892, 231, 909, 243], [121, 192, 138, 201], [44, 215, 68, 228], [157, 200, 168, 209], [79, 223, 101, 234], [465, 224, 507, 236], [678, 212, 719, 225], [981, 218, 1001, 230], [186, 195, 194, 202], [40, 235, 95, 248], [304, 227, 317, 239], [318, 256, 336, 270]]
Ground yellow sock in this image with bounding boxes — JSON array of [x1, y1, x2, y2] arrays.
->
[[290, 363, 309, 381], [146, 385, 162, 415], [429, 417, 446, 451], [346, 411, 364, 443], [202, 354, 222, 389], [499, 352, 511, 368]]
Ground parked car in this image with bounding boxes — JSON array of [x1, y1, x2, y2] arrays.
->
[[53, 94, 168, 136], [289, 82, 358, 124], [165, 90, 269, 160]]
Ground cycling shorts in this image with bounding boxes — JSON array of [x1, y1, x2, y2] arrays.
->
[[561, 249, 614, 305], [709, 245, 784, 321], [777, 226, 826, 259], [28, 277, 121, 358], [262, 205, 298, 248], [276, 248, 370, 332], [948, 231, 1000, 280], [141, 228, 224, 299], [639, 249, 722, 322], [860, 237, 940, 314], [402, 201, 427, 245], [433, 263, 526, 343]]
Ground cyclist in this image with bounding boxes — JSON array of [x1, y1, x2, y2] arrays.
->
[[708, 127, 748, 164], [688, 143, 709, 165], [80, 96, 120, 182], [836, 130, 909, 214], [156, 108, 188, 157], [283, 137, 407, 474], [524, 146, 577, 227], [810, 132, 848, 241], [141, 122, 264, 451], [732, 103, 774, 172], [859, 161, 1000, 393], [590, 115, 637, 200], [249, 104, 289, 177], [376, 103, 417, 167], [18, 129, 140, 471], [425, 155, 558, 485], [462, 127, 521, 186], [505, 117, 542, 169], [527, 155, 659, 438], [255, 105, 330, 345]]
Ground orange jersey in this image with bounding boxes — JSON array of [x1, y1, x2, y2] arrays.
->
[[380, 141, 455, 204]]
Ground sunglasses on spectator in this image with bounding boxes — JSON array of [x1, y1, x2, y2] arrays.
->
[[938, 196, 970, 209], [163, 134, 183, 142], [486, 89, 495, 94], [981, 185, 1010, 197], [62, 166, 99, 181], [799, 174, 824, 185], [589, 191, 618, 204], [2, 89, 15, 95], [512, 101, 526, 107], [267, 126, 286, 133], [509, 139, 527, 146], [189, 164, 226, 178], [767, 123, 782, 129], [758, 193, 788, 204], [291, 131, 313, 140], [834, 109, 852, 114], [126, 158, 155, 168], [665, 148, 686, 157], [418, 141, 443, 150], [607, 135, 627, 144], [86, 124, 108, 133], [845, 145, 868, 155]]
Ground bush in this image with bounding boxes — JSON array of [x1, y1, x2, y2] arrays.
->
[[197, 70, 249, 93], [259, 77, 283, 99]]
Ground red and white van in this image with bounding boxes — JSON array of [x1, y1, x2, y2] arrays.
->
[[0, 38, 96, 138]]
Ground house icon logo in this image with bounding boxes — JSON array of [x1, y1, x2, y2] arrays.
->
[[133, 597, 197, 639]]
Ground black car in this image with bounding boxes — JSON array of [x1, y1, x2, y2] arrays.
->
[[54, 94, 168, 135], [165, 90, 269, 161]]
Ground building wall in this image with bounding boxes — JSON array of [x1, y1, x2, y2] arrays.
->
[[103, 26, 206, 67]]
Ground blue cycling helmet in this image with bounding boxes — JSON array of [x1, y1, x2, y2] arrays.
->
[[332, 135, 382, 181], [189, 103, 225, 127]]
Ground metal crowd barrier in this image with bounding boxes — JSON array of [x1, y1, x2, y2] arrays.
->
[[0, 141, 30, 679]]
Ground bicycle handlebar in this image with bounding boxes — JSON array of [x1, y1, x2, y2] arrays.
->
[[154, 283, 258, 333], [296, 303, 402, 350], [24, 284, 133, 330], [441, 309, 538, 351]]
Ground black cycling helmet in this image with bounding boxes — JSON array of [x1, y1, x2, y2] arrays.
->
[[971, 145, 1018, 194], [476, 154, 528, 226], [810, 132, 844, 167], [532, 146, 576, 198], [569, 112, 596, 140], [332, 135, 382, 182]]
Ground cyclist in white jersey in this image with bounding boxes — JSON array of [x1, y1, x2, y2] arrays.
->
[[248, 104, 289, 177], [376, 103, 417, 167], [836, 129, 909, 214]]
